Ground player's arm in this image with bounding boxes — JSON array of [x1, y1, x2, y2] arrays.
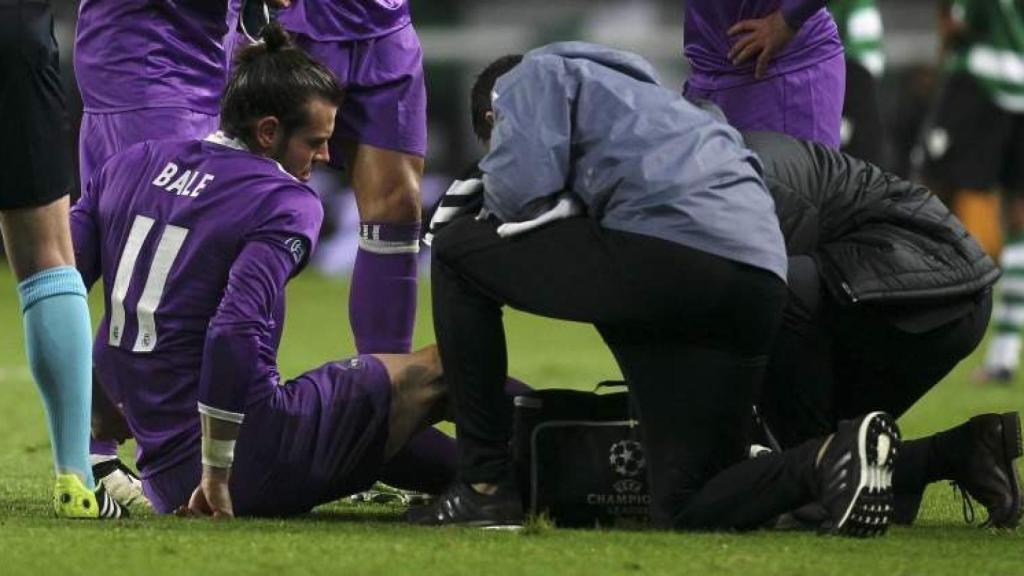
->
[[69, 176, 102, 290], [188, 222, 313, 518], [479, 56, 575, 223], [728, 1, 830, 79]]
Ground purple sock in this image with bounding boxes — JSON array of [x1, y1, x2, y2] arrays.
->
[[90, 438, 118, 461], [379, 427, 457, 494], [349, 222, 420, 354]]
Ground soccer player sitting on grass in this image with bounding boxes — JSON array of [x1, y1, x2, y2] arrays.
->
[[73, 0, 292, 507], [70, 24, 456, 517]]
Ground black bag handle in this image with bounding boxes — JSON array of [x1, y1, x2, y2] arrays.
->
[[594, 380, 628, 391], [594, 380, 641, 427]]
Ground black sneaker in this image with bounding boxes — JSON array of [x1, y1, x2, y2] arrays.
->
[[405, 482, 524, 530], [816, 412, 901, 537], [950, 412, 1023, 528]]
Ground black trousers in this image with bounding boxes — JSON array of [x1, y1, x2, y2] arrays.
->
[[761, 256, 992, 450], [431, 217, 823, 530]]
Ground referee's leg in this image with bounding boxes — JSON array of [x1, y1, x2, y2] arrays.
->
[[0, 0, 115, 517]]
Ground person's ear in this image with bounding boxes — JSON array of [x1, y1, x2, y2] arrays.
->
[[485, 110, 495, 127], [254, 116, 280, 152]]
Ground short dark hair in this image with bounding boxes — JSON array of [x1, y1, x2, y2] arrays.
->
[[470, 54, 524, 142], [220, 22, 345, 148]]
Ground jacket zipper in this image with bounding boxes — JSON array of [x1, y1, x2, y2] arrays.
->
[[841, 281, 859, 303]]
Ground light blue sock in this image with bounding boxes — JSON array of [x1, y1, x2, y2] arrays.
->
[[18, 266, 96, 489]]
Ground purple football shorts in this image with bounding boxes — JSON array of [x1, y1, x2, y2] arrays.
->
[[79, 108, 218, 191], [292, 23, 427, 163], [143, 355, 392, 516], [684, 51, 845, 149]]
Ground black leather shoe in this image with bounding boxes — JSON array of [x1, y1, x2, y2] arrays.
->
[[951, 412, 1023, 528], [816, 412, 901, 537], [405, 482, 524, 530]]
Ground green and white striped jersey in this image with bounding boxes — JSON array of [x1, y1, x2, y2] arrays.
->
[[830, 0, 886, 77], [948, 0, 1024, 112]]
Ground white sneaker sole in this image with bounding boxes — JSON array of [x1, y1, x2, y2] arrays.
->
[[834, 411, 901, 537]]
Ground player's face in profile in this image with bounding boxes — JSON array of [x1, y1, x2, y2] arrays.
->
[[275, 97, 337, 181]]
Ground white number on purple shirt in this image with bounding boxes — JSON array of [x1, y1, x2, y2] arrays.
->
[[108, 215, 190, 352]]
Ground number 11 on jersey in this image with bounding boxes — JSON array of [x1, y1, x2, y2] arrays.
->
[[109, 215, 190, 353]]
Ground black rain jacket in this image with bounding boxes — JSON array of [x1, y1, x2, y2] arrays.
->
[[744, 131, 1000, 305]]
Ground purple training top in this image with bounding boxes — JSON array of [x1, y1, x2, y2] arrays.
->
[[70, 135, 323, 477], [276, 0, 411, 42], [74, 0, 232, 114], [684, 0, 842, 89]]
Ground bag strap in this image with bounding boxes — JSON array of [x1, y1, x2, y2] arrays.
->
[[594, 380, 628, 391], [594, 380, 641, 427]]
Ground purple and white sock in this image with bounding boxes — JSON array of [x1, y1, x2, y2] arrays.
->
[[90, 438, 119, 467], [350, 222, 420, 354]]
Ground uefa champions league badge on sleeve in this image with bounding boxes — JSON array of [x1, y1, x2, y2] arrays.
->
[[284, 237, 306, 264], [338, 357, 364, 371]]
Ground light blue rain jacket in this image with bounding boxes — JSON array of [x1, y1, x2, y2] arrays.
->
[[479, 41, 788, 281]]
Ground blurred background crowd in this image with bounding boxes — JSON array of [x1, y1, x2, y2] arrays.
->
[[41, 0, 964, 274]]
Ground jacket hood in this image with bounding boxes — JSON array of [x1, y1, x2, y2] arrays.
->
[[528, 41, 662, 86]]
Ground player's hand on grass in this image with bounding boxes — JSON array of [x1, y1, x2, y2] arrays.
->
[[181, 466, 234, 519], [727, 9, 796, 79]]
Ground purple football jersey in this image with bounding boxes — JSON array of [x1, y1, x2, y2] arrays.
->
[[684, 0, 842, 89], [276, 0, 411, 42], [71, 136, 323, 477], [74, 0, 232, 114]]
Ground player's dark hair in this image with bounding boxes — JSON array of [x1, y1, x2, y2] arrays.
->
[[220, 22, 344, 149], [470, 54, 524, 142]]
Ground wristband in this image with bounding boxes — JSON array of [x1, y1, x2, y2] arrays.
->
[[201, 437, 236, 469]]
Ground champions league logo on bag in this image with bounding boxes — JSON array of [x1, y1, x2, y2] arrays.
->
[[584, 438, 651, 517], [609, 440, 645, 478], [515, 390, 651, 526], [609, 440, 647, 495]]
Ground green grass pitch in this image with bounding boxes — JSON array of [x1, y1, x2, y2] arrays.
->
[[0, 265, 1021, 575]]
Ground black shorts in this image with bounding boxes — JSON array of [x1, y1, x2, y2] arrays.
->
[[0, 0, 73, 211], [921, 71, 1024, 192], [840, 59, 886, 168]]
